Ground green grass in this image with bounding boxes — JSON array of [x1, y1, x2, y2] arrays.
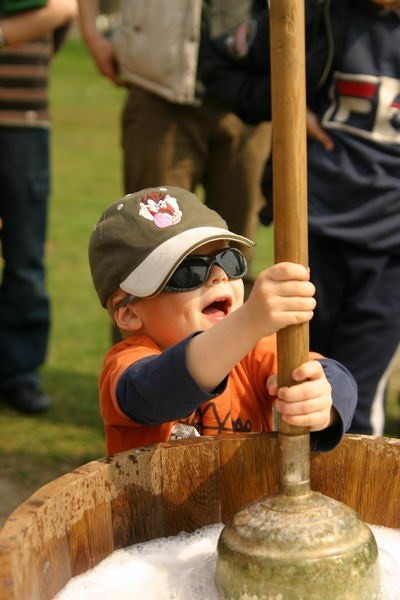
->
[[0, 36, 399, 510]]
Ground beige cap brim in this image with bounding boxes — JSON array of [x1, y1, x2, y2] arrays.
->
[[120, 226, 253, 297]]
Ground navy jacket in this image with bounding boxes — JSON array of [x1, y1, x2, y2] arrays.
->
[[201, 0, 400, 251], [200, 0, 351, 123]]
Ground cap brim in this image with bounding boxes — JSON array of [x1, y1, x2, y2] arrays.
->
[[120, 226, 253, 297]]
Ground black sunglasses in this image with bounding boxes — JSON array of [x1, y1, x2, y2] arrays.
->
[[163, 247, 247, 293], [114, 248, 247, 310]]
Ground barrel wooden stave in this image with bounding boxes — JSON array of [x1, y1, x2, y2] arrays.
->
[[0, 433, 399, 600]]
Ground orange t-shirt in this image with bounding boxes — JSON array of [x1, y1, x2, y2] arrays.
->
[[99, 334, 320, 455]]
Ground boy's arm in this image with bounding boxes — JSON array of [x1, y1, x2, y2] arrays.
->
[[0, 0, 76, 46], [186, 263, 316, 394], [116, 333, 228, 425]]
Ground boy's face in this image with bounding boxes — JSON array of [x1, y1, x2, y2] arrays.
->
[[132, 240, 245, 349]]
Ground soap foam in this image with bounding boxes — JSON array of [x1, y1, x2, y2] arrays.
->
[[55, 523, 400, 599]]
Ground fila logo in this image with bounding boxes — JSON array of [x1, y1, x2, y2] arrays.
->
[[322, 72, 400, 143]]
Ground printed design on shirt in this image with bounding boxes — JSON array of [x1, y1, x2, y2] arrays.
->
[[169, 423, 200, 441], [232, 417, 252, 432], [180, 402, 254, 435], [322, 71, 400, 144], [179, 409, 203, 433], [390, 93, 400, 131], [139, 191, 183, 228]]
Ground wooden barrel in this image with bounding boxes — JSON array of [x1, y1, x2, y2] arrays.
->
[[0, 433, 399, 600]]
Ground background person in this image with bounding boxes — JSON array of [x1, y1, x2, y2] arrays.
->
[[201, 0, 400, 436], [0, 0, 77, 414], [77, 0, 271, 285]]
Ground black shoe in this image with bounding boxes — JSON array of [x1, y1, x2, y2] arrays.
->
[[2, 382, 51, 415]]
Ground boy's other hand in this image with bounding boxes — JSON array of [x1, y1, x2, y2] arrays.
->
[[267, 360, 335, 432]]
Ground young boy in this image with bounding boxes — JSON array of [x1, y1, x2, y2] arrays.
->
[[89, 186, 357, 456]]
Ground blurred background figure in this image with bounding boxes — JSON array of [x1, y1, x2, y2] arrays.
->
[[0, 0, 77, 414], [201, 0, 400, 435], [77, 0, 271, 293]]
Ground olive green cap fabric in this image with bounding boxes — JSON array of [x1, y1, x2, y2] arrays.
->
[[89, 186, 253, 306]]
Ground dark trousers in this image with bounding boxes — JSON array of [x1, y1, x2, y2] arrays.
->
[[0, 127, 50, 391], [309, 235, 400, 435]]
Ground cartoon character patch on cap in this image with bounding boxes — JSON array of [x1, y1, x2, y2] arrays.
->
[[139, 190, 183, 228]]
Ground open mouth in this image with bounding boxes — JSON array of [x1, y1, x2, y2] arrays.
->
[[202, 297, 232, 317]]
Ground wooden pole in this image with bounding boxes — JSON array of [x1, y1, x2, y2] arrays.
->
[[270, 0, 310, 495], [215, 15, 380, 591]]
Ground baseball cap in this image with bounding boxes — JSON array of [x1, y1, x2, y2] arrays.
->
[[89, 186, 254, 306]]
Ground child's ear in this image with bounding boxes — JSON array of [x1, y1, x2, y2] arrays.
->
[[114, 304, 143, 332], [109, 292, 143, 333]]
